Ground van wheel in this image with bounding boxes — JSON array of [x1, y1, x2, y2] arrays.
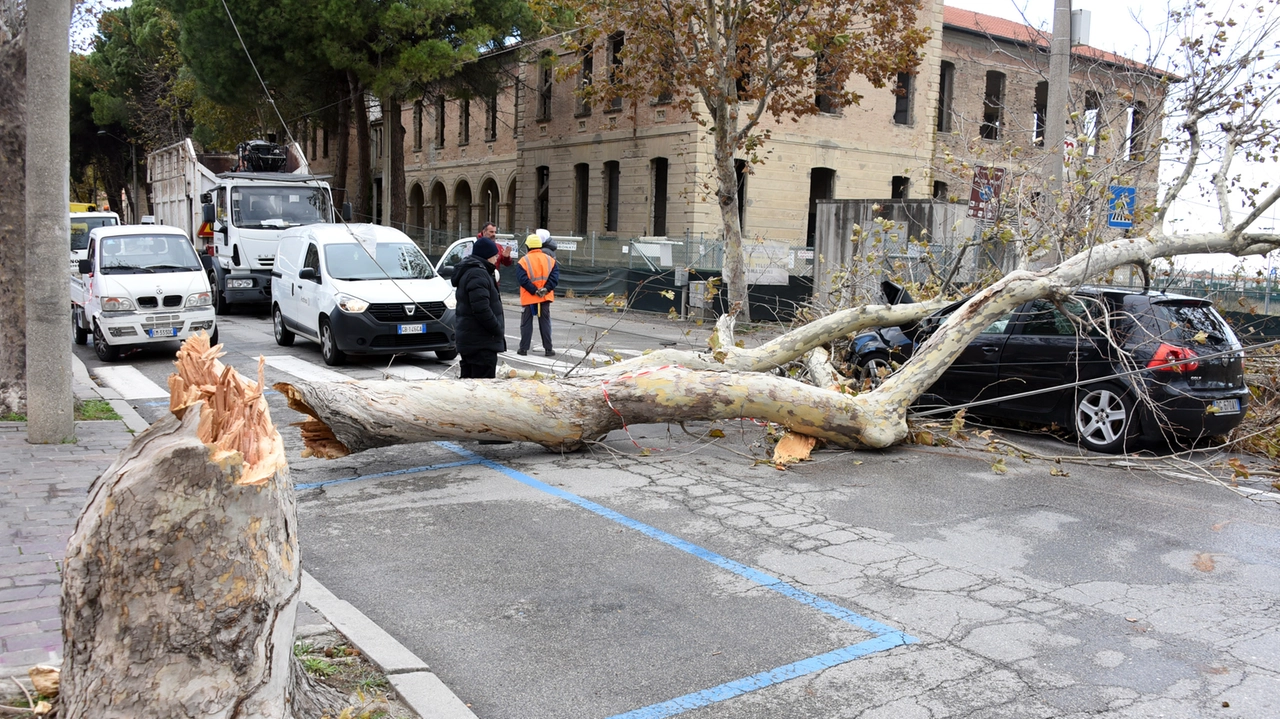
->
[[93, 323, 119, 362], [273, 305, 295, 346], [319, 318, 345, 366], [435, 349, 457, 361], [209, 326, 219, 347], [1074, 384, 1134, 454], [72, 307, 88, 345]]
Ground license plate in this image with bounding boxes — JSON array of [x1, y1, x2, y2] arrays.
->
[[398, 324, 424, 335], [148, 328, 177, 338], [1211, 399, 1240, 415]]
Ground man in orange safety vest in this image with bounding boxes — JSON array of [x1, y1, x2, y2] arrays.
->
[[516, 231, 560, 356]]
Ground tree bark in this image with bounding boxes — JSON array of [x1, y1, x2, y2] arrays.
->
[[349, 73, 372, 222], [280, 230, 1280, 458], [387, 94, 406, 232], [333, 90, 350, 211], [713, 113, 750, 321], [60, 337, 312, 718], [0, 3, 26, 416]]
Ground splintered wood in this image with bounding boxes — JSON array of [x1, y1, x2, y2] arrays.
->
[[168, 332, 286, 485], [276, 384, 351, 459]]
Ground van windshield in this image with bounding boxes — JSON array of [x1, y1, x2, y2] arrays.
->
[[71, 217, 118, 251], [323, 242, 436, 281], [99, 234, 202, 274], [231, 187, 328, 228]]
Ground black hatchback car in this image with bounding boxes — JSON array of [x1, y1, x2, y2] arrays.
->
[[850, 283, 1250, 452]]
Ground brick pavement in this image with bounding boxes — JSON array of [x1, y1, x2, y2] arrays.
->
[[0, 420, 134, 677]]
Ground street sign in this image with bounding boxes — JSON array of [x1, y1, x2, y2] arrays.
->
[[1107, 186, 1137, 229], [967, 166, 1006, 221]]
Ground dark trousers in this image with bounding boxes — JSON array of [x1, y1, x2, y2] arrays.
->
[[519, 302, 553, 353], [459, 349, 498, 378]]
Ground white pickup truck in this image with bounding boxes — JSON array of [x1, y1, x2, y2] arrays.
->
[[71, 225, 217, 361]]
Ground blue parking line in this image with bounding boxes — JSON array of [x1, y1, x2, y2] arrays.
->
[[436, 441, 918, 716], [294, 458, 483, 491]]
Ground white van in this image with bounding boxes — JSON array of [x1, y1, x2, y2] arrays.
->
[[71, 225, 217, 362], [434, 234, 518, 277], [271, 224, 456, 366], [70, 210, 120, 271]]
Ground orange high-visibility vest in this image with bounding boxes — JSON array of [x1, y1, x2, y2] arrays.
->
[[518, 250, 556, 305]]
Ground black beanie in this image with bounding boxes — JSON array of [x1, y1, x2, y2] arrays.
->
[[472, 237, 499, 259]]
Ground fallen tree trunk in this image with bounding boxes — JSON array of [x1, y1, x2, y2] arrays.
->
[[60, 335, 341, 718], [285, 232, 1280, 458]]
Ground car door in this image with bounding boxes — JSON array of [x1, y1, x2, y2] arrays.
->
[[435, 239, 473, 276], [295, 242, 323, 336], [996, 297, 1108, 419], [930, 311, 1015, 409]]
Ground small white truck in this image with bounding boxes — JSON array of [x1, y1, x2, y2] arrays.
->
[[71, 224, 216, 362], [147, 138, 350, 313]]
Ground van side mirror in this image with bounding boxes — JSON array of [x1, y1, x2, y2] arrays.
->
[[341, 202, 353, 222], [298, 267, 317, 282], [437, 265, 454, 278], [202, 204, 215, 224], [78, 259, 92, 275]]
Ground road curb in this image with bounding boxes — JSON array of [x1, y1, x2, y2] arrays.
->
[[71, 356, 150, 432], [301, 572, 478, 719]]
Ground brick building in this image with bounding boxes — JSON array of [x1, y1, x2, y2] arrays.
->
[[302, 2, 1165, 263]]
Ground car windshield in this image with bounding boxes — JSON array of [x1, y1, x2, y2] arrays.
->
[[324, 242, 436, 281], [99, 234, 202, 274], [231, 186, 328, 229], [71, 217, 118, 251]]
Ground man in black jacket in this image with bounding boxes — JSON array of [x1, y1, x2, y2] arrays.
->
[[451, 237, 506, 379]]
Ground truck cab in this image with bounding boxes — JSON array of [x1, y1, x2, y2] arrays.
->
[[70, 209, 120, 272]]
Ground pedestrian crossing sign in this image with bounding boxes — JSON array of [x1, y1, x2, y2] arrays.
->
[[1107, 186, 1136, 228]]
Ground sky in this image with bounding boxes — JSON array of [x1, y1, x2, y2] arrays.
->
[[947, 0, 1279, 275]]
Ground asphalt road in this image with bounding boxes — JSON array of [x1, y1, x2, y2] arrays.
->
[[73, 300, 1280, 719]]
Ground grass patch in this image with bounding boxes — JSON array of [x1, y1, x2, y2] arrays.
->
[[0, 412, 24, 422], [76, 399, 121, 421]]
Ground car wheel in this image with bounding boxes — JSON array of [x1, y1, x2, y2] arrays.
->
[[93, 322, 119, 362], [209, 270, 229, 315], [856, 351, 893, 389], [72, 307, 88, 345], [319, 317, 345, 366], [1074, 384, 1134, 453], [209, 326, 219, 347], [434, 349, 458, 361], [273, 305, 295, 347]]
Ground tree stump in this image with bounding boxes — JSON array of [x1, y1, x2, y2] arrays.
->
[[59, 335, 310, 718]]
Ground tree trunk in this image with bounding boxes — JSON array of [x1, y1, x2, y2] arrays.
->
[[349, 73, 372, 222], [60, 337, 315, 718], [333, 90, 350, 212], [279, 230, 1280, 459], [714, 116, 750, 321], [0, 3, 26, 416], [387, 94, 406, 232]]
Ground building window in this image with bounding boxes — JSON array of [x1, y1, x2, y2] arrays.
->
[[577, 43, 593, 116], [807, 167, 835, 246], [513, 80, 523, 138], [1034, 81, 1048, 147], [459, 98, 470, 145], [891, 175, 909, 199], [573, 163, 590, 235], [434, 95, 445, 147], [608, 32, 624, 111], [981, 71, 1005, 141], [485, 94, 498, 142], [536, 165, 550, 228], [815, 52, 837, 114], [937, 61, 955, 132], [310, 122, 317, 160], [537, 51, 554, 121], [933, 180, 948, 201], [603, 160, 620, 232], [322, 127, 329, 158], [651, 157, 668, 236], [1084, 91, 1101, 156], [893, 72, 912, 125], [735, 44, 751, 100], [413, 100, 423, 150], [734, 159, 748, 230], [1127, 100, 1147, 161]]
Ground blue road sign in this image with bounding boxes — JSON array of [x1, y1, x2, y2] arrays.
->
[[1108, 186, 1136, 228]]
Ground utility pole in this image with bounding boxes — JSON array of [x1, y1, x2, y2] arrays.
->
[[25, 0, 74, 443]]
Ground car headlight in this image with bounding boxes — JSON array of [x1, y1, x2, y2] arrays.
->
[[336, 294, 369, 313], [186, 292, 212, 307], [102, 296, 135, 312], [443, 294, 457, 310], [226, 278, 254, 289]]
